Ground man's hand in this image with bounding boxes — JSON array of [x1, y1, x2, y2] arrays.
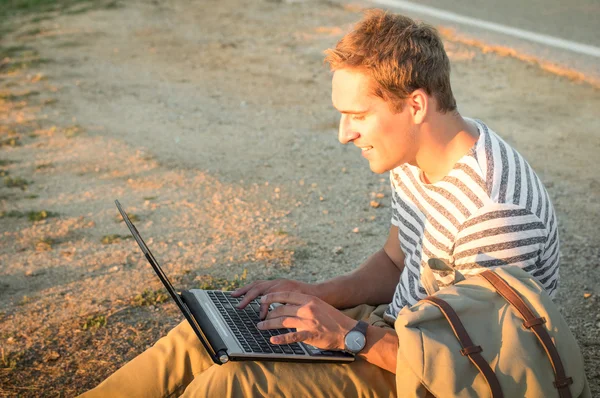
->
[[231, 279, 316, 316], [257, 292, 357, 351]]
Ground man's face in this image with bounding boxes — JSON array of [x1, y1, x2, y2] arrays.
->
[[331, 68, 416, 174]]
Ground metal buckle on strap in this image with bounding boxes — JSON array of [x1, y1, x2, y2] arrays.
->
[[460, 345, 483, 356], [523, 317, 547, 329], [553, 377, 573, 389]]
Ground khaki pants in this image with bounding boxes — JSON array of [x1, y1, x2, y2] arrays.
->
[[81, 304, 397, 397]]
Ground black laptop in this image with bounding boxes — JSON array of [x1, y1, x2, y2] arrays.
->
[[115, 200, 354, 364]]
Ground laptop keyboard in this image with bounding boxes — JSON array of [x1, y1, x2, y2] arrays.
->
[[207, 290, 306, 355]]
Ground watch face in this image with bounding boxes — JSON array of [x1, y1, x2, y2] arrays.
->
[[345, 330, 366, 353]]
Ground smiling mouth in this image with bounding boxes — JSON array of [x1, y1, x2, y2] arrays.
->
[[360, 146, 373, 152]]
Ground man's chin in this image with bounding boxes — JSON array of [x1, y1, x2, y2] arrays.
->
[[368, 162, 389, 174]]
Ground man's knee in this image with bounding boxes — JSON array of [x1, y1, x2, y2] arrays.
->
[[183, 361, 271, 397]]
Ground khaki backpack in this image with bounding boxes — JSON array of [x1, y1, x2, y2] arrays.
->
[[394, 262, 591, 397]]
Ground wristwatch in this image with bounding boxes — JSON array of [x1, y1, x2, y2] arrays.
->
[[344, 320, 368, 354]]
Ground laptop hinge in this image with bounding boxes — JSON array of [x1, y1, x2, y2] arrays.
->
[[180, 291, 229, 364]]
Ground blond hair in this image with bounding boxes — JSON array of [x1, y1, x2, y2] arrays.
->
[[324, 9, 456, 113]]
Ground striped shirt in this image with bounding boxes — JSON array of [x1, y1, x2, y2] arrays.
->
[[385, 119, 559, 321]]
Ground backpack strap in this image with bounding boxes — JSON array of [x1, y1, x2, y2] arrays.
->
[[423, 296, 504, 398], [479, 270, 573, 398]]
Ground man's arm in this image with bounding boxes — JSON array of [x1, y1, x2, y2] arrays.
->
[[315, 225, 405, 309], [359, 325, 398, 373]]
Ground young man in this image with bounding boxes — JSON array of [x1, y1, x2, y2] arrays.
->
[[83, 9, 558, 397]]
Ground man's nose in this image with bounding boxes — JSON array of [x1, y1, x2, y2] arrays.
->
[[338, 115, 360, 144]]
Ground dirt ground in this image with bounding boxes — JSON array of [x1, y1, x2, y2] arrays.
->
[[0, 0, 599, 395]]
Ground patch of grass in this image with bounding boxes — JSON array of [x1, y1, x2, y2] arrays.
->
[[0, 57, 51, 74], [0, 0, 120, 39], [143, 196, 158, 201], [100, 234, 131, 244], [82, 314, 106, 330], [0, 347, 22, 369], [35, 237, 56, 251], [19, 295, 32, 305], [115, 212, 140, 223], [4, 176, 30, 189], [293, 248, 311, 261], [55, 40, 82, 48], [0, 159, 15, 166], [0, 137, 21, 147], [35, 162, 52, 170], [27, 210, 57, 221], [20, 27, 42, 36], [24, 194, 39, 199], [0, 210, 56, 220], [132, 289, 169, 307], [0, 44, 30, 58], [0, 210, 25, 218], [275, 230, 288, 236], [63, 125, 83, 138], [197, 269, 248, 291], [0, 90, 40, 102], [43, 98, 58, 105], [105, 1, 120, 9], [0, 169, 8, 177]]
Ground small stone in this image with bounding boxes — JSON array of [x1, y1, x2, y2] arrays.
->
[[25, 270, 35, 277], [274, 187, 280, 193], [322, 210, 329, 215], [341, 167, 347, 173], [370, 201, 381, 208], [46, 351, 60, 362], [109, 266, 119, 273], [333, 246, 343, 254], [352, 227, 359, 233], [376, 193, 385, 198], [7, 337, 14, 344], [319, 196, 324, 201], [584, 293, 592, 299]]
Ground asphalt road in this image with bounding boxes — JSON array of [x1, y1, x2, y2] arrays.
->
[[360, 0, 600, 84]]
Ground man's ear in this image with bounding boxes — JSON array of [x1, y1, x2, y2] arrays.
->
[[408, 89, 428, 124]]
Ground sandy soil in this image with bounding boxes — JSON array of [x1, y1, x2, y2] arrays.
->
[[0, 0, 599, 395]]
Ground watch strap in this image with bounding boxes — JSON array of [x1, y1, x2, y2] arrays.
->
[[352, 320, 369, 335]]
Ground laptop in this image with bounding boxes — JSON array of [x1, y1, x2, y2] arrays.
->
[[115, 200, 354, 364]]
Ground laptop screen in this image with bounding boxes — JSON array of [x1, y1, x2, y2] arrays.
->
[[114, 200, 217, 359]]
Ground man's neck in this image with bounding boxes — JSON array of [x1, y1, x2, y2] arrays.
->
[[413, 113, 479, 184]]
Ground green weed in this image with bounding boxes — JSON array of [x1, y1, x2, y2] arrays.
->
[[293, 248, 311, 261], [82, 314, 106, 330], [63, 125, 82, 138], [132, 289, 169, 307], [0, 90, 39, 101], [4, 176, 30, 189], [27, 210, 56, 221], [0, 210, 25, 218], [0, 137, 21, 147], [197, 269, 248, 291], [100, 234, 131, 244]]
